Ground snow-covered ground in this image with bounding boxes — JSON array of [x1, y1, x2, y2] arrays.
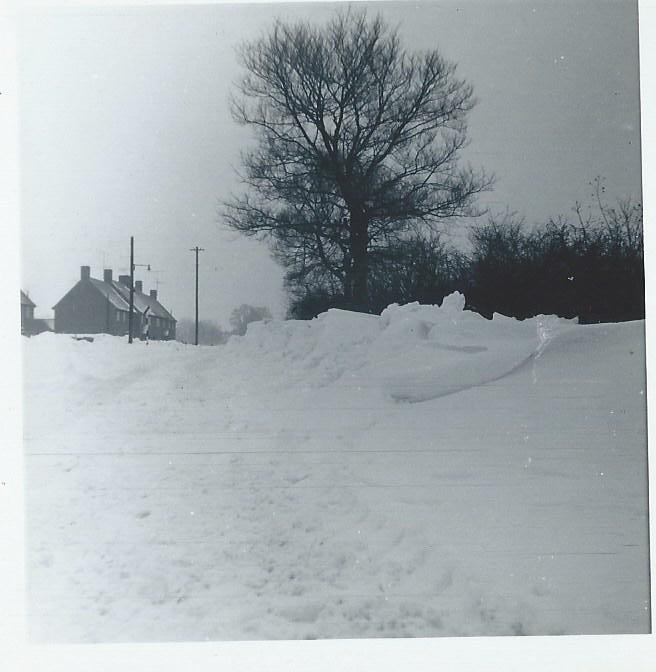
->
[[22, 294, 650, 641]]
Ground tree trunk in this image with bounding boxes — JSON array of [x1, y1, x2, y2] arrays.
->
[[349, 209, 369, 310], [342, 251, 353, 304]]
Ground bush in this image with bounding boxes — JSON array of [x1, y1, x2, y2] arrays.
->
[[287, 180, 644, 324], [467, 187, 644, 322]]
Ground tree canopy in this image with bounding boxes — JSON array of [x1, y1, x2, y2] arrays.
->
[[224, 10, 490, 309]]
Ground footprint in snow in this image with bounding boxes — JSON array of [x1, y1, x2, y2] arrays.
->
[[285, 474, 309, 485]]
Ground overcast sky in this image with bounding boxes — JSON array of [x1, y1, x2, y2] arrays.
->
[[18, 0, 642, 325]]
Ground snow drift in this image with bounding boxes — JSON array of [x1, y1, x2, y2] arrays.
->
[[229, 292, 577, 402], [22, 294, 649, 641]]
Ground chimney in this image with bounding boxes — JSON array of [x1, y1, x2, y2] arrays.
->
[[135, 280, 143, 293], [81, 265, 91, 281], [103, 269, 113, 283], [118, 275, 131, 287], [149, 289, 158, 300]]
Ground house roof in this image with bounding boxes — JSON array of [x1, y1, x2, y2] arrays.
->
[[21, 290, 35, 307], [141, 292, 176, 322], [109, 281, 148, 313], [109, 281, 175, 321], [109, 283, 173, 321], [88, 278, 131, 311]]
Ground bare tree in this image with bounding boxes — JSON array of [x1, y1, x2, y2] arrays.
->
[[224, 10, 491, 309], [230, 304, 273, 336]]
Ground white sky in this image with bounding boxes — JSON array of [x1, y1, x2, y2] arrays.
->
[[18, 0, 642, 325]]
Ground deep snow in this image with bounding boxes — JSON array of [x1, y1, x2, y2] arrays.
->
[[22, 295, 650, 641]]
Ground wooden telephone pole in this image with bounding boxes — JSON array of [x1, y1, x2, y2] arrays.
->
[[127, 236, 150, 344], [129, 236, 135, 344], [190, 246, 205, 345]]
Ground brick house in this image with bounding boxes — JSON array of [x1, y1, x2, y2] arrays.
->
[[53, 266, 176, 339]]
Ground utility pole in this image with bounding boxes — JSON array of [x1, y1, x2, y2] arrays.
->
[[127, 236, 151, 344], [190, 246, 205, 345], [129, 236, 134, 344]]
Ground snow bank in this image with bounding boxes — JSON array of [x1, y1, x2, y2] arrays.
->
[[230, 292, 577, 402]]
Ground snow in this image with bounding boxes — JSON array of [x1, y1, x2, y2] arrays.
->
[[22, 294, 650, 641]]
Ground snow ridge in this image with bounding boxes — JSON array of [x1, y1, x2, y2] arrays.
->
[[229, 292, 578, 402]]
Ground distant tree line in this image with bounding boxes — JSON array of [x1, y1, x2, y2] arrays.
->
[[176, 304, 272, 345], [288, 184, 644, 324]]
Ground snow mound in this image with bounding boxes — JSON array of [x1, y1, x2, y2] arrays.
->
[[230, 293, 577, 402]]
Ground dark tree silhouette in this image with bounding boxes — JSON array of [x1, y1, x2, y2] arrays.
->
[[224, 10, 490, 310], [467, 181, 644, 323]]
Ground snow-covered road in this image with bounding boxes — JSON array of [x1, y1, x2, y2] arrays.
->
[[22, 299, 650, 640]]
